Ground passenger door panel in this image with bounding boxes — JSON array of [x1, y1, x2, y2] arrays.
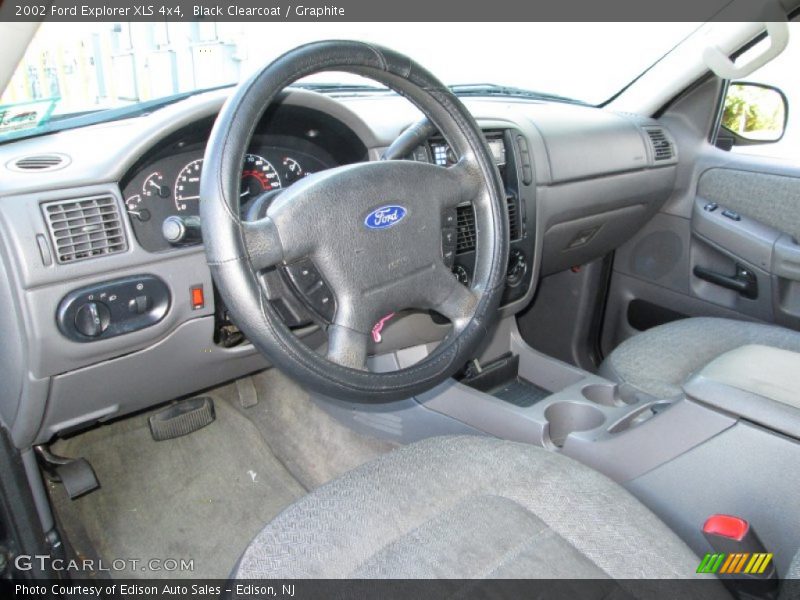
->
[[603, 164, 800, 356]]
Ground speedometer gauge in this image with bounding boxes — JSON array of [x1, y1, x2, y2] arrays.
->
[[174, 155, 282, 211], [240, 154, 281, 199], [174, 159, 203, 211]]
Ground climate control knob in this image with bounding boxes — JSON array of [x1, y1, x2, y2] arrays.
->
[[506, 249, 527, 287], [74, 301, 111, 337]]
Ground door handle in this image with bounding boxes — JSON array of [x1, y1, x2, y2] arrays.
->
[[693, 264, 758, 299]]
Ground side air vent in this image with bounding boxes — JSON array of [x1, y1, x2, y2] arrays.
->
[[42, 195, 127, 264], [7, 153, 71, 172], [644, 128, 675, 162], [456, 204, 477, 253]]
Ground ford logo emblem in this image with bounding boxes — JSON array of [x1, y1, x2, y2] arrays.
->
[[364, 205, 407, 230]]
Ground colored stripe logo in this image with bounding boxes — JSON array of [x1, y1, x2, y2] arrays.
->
[[697, 552, 773, 574]]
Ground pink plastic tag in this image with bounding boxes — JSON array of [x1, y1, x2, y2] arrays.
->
[[371, 313, 395, 343]]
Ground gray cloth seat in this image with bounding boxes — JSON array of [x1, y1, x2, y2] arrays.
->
[[235, 436, 711, 580], [599, 317, 800, 399]]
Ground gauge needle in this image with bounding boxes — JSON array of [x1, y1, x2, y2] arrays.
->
[[240, 189, 251, 198], [148, 181, 160, 190]]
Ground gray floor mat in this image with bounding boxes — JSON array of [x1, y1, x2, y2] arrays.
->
[[220, 368, 399, 490], [51, 397, 305, 579]]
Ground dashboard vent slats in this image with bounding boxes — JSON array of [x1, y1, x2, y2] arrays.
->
[[456, 197, 522, 254], [42, 195, 127, 264], [645, 128, 675, 162], [507, 196, 521, 240], [456, 204, 477, 253], [8, 153, 71, 172]]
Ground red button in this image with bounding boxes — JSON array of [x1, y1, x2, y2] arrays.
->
[[703, 514, 749, 541], [191, 286, 204, 310]]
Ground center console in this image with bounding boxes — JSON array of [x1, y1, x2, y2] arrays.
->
[[420, 129, 535, 307], [318, 317, 800, 575]]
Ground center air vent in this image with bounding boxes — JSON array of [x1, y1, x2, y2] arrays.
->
[[42, 195, 127, 264], [8, 153, 71, 172], [644, 128, 675, 162], [456, 196, 522, 253], [456, 204, 477, 253]]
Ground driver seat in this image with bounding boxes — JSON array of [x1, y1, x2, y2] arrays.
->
[[234, 436, 721, 581]]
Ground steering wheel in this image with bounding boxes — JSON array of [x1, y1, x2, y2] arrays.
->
[[201, 41, 508, 402]]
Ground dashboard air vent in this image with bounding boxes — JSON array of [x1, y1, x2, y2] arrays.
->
[[645, 128, 675, 162], [507, 195, 521, 240], [42, 195, 127, 264], [456, 198, 521, 253], [456, 204, 476, 253], [8, 153, 71, 172]]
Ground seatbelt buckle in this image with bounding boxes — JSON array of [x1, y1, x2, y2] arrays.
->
[[699, 514, 778, 599]]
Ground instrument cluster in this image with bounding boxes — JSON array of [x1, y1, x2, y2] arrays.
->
[[122, 142, 332, 252]]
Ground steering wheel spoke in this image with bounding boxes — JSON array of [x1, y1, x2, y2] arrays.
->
[[440, 155, 483, 209], [242, 217, 287, 271], [327, 322, 370, 371], [430, 270, 480, 330]]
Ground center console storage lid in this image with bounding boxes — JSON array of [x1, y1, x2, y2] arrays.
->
[[683, 344, 800, 439]]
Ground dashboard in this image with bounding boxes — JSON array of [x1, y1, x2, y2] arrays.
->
[[0, 87, 679, 448]]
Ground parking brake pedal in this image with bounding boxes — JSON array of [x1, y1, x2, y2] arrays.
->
[[34, 446, 100, 500], [148, 396, 215, 441]]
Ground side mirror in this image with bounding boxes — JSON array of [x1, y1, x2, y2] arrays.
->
[[717, 82, 788, 149]]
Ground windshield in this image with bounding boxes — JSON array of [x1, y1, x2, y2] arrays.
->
[[0, 22, 700, 140]]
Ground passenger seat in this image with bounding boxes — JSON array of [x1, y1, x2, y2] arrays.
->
[[599, 317, 800, 399]]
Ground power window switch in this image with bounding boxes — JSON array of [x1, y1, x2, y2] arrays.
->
[[722, 209, 741, 221]]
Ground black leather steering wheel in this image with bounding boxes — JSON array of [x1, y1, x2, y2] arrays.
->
[[200, 41, 508, 402]]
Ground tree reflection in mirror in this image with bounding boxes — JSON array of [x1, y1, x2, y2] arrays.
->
[[722, 82, 788, 144]]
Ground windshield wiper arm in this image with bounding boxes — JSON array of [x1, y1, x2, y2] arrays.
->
[[449, 83, 588, 106]]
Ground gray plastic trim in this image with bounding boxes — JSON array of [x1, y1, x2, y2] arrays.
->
[[35, 317, 298, 443], [626, 421, 800, 577]]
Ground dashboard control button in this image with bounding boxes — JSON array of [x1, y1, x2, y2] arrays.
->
[[284, 260, 322, 292], [74, 301, 111, 337], [306, 283, 336, 321], [453, 264, 470, 286], [443, 248, 455, 267], [128, 295, 151, 315], [57, 275, 170, 342], [506, 249, 528, 287], [191, 285, 205, 310], [442, 227, 457, 248]]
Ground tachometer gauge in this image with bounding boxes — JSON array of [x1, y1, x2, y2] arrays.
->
[[142, 171, 169, 198], [240, 154, 281, 199], [174, 159, 203, 211], [282, 157, 305, 184]]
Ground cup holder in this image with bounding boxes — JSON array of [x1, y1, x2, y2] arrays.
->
[[544, 402, 605, 448], [581, 383, 635, 407]]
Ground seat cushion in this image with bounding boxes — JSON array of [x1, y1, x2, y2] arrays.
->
[[599, 317, 800, 399], [235, 436, 707, 579]]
